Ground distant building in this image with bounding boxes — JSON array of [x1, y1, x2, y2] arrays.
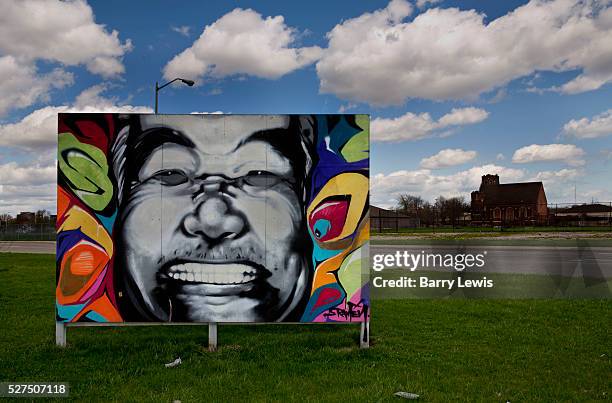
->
[[370, 205, 419, 231], [470, 174, 548, 225], [15, 212, 35, 224], [554, 203, 612, 226]]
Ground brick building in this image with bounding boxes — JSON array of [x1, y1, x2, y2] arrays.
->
[[471, 174, 548, 225]]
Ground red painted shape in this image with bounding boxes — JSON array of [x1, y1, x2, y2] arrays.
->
[[312, 287, 342, 311], [309, 198, 349, 241]]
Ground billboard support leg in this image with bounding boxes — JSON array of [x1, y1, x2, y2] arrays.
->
[[208, 322, 217, 352], [56, 322, 66, 347], [360, 320, 369, 349]]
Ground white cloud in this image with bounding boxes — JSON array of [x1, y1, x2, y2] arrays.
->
[[0, 85, 152, 151], [512, 144, 586, 166], [0, 56, 74, 116], [529, 168, 584, 202], [190, 111, 224, 115], [338, 103, 357, 113], [496, 153, 505, 161], [371, 107, 488, 142], [371, 164, 525, 208], [532, 168, 581, 182], [0, 184, 55, 215], [0, 162, 56, 215], [0, 0, 131, 115], [420, 149, 477, 169], [563, 109, 612, 139], [0, 162, 55, 186], [163, 8, 322, 82], [171, 25, 191, 37], [416, 0, 441, 9], [0, 0, 132, 76], [317, 0, 612, 105]]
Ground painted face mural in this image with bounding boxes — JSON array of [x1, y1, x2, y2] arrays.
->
[[56, 114, 369, 323]]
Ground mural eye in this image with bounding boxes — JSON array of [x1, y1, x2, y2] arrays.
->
[[153, 170, 188, 186], [242, 170, 281, 188], [308, 197, 350, 242]]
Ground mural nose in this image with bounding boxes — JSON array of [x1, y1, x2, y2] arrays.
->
[[183, 196, 245, 241]]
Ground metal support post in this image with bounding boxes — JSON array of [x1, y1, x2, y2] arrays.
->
[[56, 322, 66, 347], [360, 320, 370, 349], [208, 322, 218, 352]]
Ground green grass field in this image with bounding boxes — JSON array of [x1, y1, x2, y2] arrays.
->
[[0, 253, 610, 402]]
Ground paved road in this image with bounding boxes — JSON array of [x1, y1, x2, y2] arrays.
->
[[372, 244, 612, 279], [0, 241, 55, 254], [1, 241, 610, 279]]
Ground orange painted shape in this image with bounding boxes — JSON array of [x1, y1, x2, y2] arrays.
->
[[72, 293, 122, 323], [57, 186, 71, 220], [57, 240, 109, 305], [84, 294, 122, 322]]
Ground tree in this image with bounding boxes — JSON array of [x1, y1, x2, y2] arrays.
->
[[35, 210, 50, 224], [396, 194, 438, 226], [0, 213, 12, 222], [396, 194, 424, 214], [435, 196, 469, 227]]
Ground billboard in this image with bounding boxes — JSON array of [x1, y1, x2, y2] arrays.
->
[[56, 114, 370, 323]]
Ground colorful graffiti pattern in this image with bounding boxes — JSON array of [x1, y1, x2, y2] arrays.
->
[[56, 114, 369, 323]]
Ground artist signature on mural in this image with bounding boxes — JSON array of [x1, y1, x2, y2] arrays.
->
[[323, 300, 367, 321]]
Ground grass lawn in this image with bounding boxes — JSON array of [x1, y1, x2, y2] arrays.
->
[[0, 253, 610, 402]]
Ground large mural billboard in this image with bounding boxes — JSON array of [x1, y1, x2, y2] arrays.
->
[[56, 114, 370, 323]]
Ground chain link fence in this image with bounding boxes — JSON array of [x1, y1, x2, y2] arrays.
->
[[0, 223, 56, 241], [372, 202, 612, 234]]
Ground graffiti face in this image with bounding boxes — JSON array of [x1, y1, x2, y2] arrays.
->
[[117, 116, 311, 321], [56, 113, 369, 324]]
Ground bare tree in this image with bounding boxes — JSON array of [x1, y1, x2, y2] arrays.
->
[[396, 194, 424, 214]]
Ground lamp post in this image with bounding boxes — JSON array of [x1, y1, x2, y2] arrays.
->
[[155, 78, 195, 113]]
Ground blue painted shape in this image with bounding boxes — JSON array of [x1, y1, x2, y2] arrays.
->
[[309, 231, 343, 269], [313, 219, 331, 239], [56, 302, 86, 322], [300, 283, 346, 322], [96, 209, 117, 234], [85, 310, 108, 322], [328, 117, 360, 154], [56, 229, 99, 262]]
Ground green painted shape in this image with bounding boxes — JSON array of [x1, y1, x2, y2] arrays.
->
[[340, 115, 369, 162], [58, 133, 113, 211], [337, 246, 367, 300]]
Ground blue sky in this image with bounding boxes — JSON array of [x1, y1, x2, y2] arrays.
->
[[0, 0, 611, 214]]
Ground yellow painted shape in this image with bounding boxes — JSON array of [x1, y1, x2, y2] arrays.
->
[[311, 217, 369, 292], [59, 205, 113, 256], [307, 173, 368, 243]]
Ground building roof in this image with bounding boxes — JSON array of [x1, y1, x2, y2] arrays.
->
[[371, 205, 411, 217], [478, 182, 544, 205], [557, 203, 612, 213]]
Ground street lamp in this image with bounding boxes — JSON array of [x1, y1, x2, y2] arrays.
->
[[155, 78, 195, 113]]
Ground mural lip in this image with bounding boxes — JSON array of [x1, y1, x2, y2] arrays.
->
[[157, 259, 271, 287]]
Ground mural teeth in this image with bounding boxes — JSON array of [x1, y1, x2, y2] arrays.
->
[[167, 263, 257, 284]]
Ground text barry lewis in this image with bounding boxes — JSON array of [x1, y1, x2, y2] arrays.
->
[[373, 276, 494, 289]]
